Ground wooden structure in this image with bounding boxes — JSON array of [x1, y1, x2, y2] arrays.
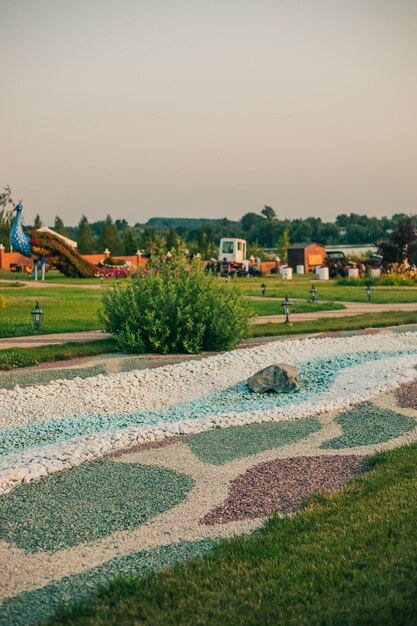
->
[[287, 242, 326, 272]]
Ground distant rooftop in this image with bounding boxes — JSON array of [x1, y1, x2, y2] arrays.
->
[[287, 242, 325, 250]]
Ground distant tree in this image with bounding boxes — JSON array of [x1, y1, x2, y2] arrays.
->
[[0, 185, 14, 249], [115, 218, 128, 231], [319, 222, 341, 244], [165, 227, 185, 253], [99, 215, 125, 255], [141, 227, 166, 255], [277, 229, 290, 263], [122, 225, 138, 255], [290, 219, 313, 243], [377, 217, 417, 266], [77, 215, 96, 254], [54, 216, 68, 237], [260, 205, 277, 221], [34, 214, 43, 229], [191, 224, 217, 259], [241, 212, 263, 233], [346, 224, 369, 245]]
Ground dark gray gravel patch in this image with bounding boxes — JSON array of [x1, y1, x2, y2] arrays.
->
[[203, 455, 368, 524]]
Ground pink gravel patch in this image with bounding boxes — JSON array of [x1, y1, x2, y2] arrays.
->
[[203, 454, 368, 525], [395, 382, 417, 410]]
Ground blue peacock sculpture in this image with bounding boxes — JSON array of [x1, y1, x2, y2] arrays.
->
[[10, 203, 96, 278]]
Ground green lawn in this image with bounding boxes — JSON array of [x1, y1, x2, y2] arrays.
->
[[251, 311, 417, 337], [235, 275, 417, 303], [47, 444, 417, 626], [248, 299, 345, 316], [1, 276, 416, 339], [0, 287, 102, 337]]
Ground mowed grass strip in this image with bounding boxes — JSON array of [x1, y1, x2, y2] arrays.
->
[[235, 275, 417, 303], [247, 299, 345, 316], [47, 444, 417, 626], [251, 311, 417, 337], [0, 339, 118, 371]]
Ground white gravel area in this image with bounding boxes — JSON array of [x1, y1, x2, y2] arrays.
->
[[1, 332, 417, 494], [1, 332, 417, 429]]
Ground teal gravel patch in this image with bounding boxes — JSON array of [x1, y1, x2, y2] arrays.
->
[[321, 402, 417, 449], [187, 419, 321, 465], [0, 459, 193, 552], [4, 349, 417, 457], [0, 364, 106, 390], [0, 540, 216, 626]]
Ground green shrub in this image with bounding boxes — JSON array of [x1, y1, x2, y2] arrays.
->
[[102, 256, 127, 267], [338, 274, 417, 287], [100, 258, 250, 354]]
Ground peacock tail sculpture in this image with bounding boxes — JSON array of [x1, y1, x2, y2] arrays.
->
[[10, 203, 97, 278]]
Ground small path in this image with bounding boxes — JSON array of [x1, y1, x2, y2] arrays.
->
[[0, 279, 102, 290]]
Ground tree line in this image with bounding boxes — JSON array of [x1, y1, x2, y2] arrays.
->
[[0, 187, 415, 257]]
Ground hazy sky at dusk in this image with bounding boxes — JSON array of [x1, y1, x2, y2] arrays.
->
[[1, 0, 416, 225]]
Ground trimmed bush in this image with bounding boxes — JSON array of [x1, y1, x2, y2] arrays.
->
[[100, 258, 250, 354]]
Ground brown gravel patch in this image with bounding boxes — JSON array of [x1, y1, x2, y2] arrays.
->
[[107, 435, 180, 459], [395, 382, 417, 410], [203, 454, 368, 524]]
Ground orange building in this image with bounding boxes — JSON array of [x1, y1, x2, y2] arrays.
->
[[287, 242, 326, 272]]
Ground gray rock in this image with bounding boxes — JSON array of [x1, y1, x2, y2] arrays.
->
[[247, 363, 300, 393]]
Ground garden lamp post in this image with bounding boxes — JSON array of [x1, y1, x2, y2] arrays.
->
[[309, 284, 318, 303], [31, 302, 44, 333], [261, 283, 267, 296], [365, 283, 373, 302], [281, 294, 293, 325]]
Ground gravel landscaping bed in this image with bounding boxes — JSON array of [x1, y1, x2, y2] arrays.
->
[[203, 455, 368, 524], [2, 333, 417, 494], [2, 332, 417, 626]]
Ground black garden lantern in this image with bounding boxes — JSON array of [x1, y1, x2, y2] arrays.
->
[[31, 302, 44, 333], [261, 283, 267, 297], [365, 283, 373, 303], [281, 294, 293, 325], [309, 284, 318, 303]]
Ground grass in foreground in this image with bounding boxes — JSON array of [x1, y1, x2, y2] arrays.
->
[[47, 444, 417, 625], [251, 311, 417, 337], [0, 339, 118, 370]]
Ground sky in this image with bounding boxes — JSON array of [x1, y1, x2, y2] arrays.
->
[[1, 0, 416, 226]]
